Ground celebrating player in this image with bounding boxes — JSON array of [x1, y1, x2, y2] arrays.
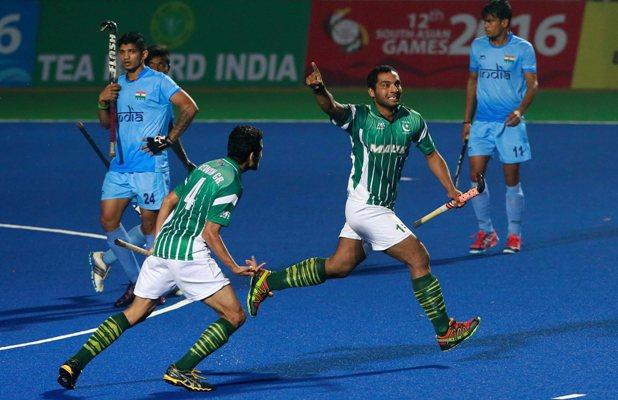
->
[[90, 44, 196, 302], [247, 62, 481, 352], [58, 125, 264, 392], [91, 33, 198, 308], [462, 0, 538, 254]]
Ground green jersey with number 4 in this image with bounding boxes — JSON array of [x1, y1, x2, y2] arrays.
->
[[332, 103, 436, 210], [153, 157, 243, 261]]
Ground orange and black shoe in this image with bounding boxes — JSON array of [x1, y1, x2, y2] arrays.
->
[[469, 230, 499, 254], [503, 234, 522, 254], [247, 269, 271, 317], [57, 358, 82, 389], [163, 364, 214, 392], [436, 317, 481, 352]]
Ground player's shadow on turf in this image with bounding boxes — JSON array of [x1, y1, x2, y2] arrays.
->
[[137, 365, 448, 398], [0, 295, 117, 331], [41, 389, 88, 400], [455, 319, 617, 362]]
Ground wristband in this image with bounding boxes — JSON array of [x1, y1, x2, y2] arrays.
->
[[97, 102, 109, 110], [513, 110, 521, 117]]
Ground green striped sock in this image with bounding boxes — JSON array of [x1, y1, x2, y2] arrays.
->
[[72, 313, 130, 368], [267, 257, 326, 291], [413, 274, 450, 335], [174, 318, 237, 371]]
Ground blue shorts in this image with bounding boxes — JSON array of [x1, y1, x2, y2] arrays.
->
[[101, 171, 170, 210], [468, 121, 532, 164]]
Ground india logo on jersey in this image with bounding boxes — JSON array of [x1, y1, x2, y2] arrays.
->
[[135, 90, 147, 100], [504, 55, 516, 63]]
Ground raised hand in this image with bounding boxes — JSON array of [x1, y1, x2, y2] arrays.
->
[[305, 62, 324, 92]]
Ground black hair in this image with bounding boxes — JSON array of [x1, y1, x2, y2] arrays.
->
[[482, 0, 512, 23], [118, 32, 146, 53], [145, 45, 170, 67], [366, 65, 398, 89], [227, 125, 263, 163]]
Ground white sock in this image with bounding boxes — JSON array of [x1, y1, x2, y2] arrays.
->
[[506, 183, 524, 235]]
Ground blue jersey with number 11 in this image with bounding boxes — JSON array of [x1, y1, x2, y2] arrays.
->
[[110, 66, 180, 173], [470, 33, 537, 122]]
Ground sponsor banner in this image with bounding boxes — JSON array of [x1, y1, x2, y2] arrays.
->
[[572, 2, 618, 89], [306, 0, 585, 88], [33, 0, 310, 87], [0, 0, 40, 87]]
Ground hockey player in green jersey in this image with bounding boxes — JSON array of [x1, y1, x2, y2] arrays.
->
[[58, 126, 264, 392], [248, 63, 481, 352]]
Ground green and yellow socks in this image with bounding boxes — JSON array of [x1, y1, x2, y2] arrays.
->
[[70, 313, 131, 369], [412, 273, 450, 336], [174, 318, 237, 371], [266, 257, 327, 291]]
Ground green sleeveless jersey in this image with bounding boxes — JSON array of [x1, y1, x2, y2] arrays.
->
[[153, 157, 243, 261], [331, 103, 436, 210]]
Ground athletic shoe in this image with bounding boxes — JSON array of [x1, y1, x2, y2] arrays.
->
[[163, 364, 214, 392], [57, 358, 82, 390], [469, 230, 499, 254], [114, 283, 135, 308], [89, 251, 110, 293], [247, 269, 271, 317], [436, 317, 481, 352], [503, 234, 522, 254]]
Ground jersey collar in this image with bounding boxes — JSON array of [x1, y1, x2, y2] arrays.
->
[[488, 32, 513, 48], [370, 103, 404, 122], [223, 157, 240, 174], [126, 65, 151, 82]]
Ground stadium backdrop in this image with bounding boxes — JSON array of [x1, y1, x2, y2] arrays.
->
[[0, 0, 616, 90]]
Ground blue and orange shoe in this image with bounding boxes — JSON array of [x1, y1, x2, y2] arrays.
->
[[57, 359, 82, 389], [436, 317, 481, 351], [247, 269, 271, 317]]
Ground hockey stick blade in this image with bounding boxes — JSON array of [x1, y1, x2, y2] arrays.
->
[[114, 239, 152, 256]]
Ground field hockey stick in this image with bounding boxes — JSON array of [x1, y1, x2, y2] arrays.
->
[[413, 174, 485, 228], [453, 138, 468, 189], [114, 238, 152, 256], [76, 121, 110, 168], [76, 122, 141, 215], [100, 20, 122, 163]]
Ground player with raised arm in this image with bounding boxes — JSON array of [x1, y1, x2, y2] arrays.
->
[[248, 63, 481, 352], [462, 0, 538, 254], [90, 33, 198, 308], [58, 126, 264, 392], [90, 44, 196, 300]]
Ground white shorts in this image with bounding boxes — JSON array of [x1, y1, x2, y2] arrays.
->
[[134, 255, 230, 302], [339, 199, 413, 251]]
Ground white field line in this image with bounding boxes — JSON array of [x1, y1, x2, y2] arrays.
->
[[0, 299, 192, 351], [552, 394, 586, 399], [0, 223, 106, 240], [0, 222, 192, 351]]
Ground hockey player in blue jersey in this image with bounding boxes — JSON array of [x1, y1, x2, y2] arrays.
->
[[95, 32, 198, 307], [461, 0, 538, 255]]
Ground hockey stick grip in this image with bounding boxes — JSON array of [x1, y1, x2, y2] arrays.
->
[[412, 185, 482, 228], [114, 239, 152, 256]]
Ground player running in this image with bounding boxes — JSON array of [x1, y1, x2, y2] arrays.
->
[[462, 0, 538, 254], [247, 63, 481, 352], [58, 125, 264, 392]]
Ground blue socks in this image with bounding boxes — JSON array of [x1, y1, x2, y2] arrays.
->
[[470, 180, 494, 232], [103, 224, 147, 265], [105, 226, 141, 283], [506, 183, 524, 235]]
